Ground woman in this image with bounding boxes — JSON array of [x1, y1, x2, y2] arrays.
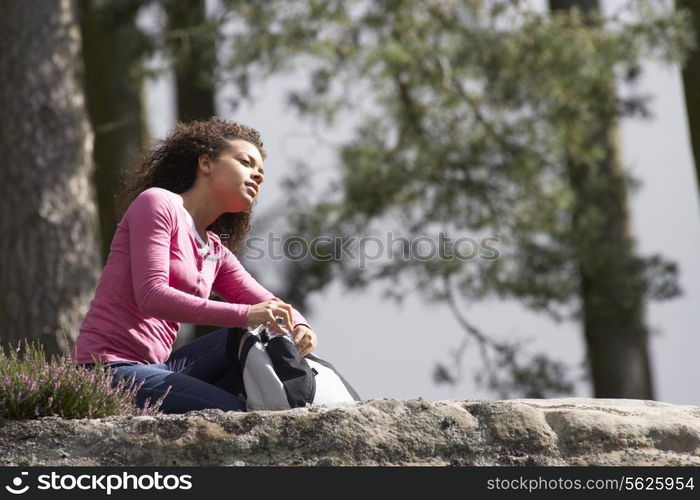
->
[[72, 117, 317, 413]]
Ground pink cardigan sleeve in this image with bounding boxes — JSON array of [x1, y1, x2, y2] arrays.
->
[[128, 188, 252, 326], [212, 247, 311, 329]]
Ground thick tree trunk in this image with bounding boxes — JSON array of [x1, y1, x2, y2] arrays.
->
[[164, 0, 217, 121], [677, 0, 700, 199], [569, 123, 654, 398], [78, 0, 149, 263], [550, 0, 654, 398], [0, 0, 101, 355]]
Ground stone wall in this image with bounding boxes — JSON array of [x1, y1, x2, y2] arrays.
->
[[1, 398, 699, 466]]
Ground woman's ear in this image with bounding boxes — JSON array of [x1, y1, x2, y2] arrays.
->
[[197, 154, 212, 174]]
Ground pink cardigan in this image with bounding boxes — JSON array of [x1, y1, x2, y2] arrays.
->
[[73, 187, 309, 364]]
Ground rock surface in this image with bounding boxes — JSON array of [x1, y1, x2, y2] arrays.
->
[[1, 398, 699, 466]]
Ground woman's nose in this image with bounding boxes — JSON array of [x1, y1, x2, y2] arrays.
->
[[251, 170, 264, 184]]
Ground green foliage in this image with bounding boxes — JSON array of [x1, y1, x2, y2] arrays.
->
[[0, 340, 165, 420], [223, 0, 689, 306], [219, 0, 691, 396]]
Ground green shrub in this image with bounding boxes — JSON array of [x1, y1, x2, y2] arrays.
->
[[0, 340, 167, 419]]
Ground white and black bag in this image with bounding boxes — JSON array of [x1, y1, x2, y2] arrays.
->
[[226, 326, 361, 411]]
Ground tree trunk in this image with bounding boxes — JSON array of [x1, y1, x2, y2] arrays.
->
[[550, 0, 654, 398], [0, 0, 101, 355], [164, 0, 217, 121], [78, 0, 149, 263], [677, 0, 700, 199], [569, 120, 654, 398], [163, 0, 219, 339]]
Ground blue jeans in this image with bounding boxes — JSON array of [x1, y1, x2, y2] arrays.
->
[[84, 327, 247, 414]]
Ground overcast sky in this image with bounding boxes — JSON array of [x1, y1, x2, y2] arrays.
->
[[145, 2, 700, 405]]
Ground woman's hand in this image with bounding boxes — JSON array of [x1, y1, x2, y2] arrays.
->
[[247, 300, 294, 335], [292, 325, 317, 357]]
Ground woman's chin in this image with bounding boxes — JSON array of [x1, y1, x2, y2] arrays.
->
[[244, 192, 258, 207]]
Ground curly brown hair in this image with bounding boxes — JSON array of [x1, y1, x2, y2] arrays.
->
[[115, 117, 267, 255]]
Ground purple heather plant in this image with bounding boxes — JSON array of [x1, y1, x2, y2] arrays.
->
[[0, 340, 169, 420]]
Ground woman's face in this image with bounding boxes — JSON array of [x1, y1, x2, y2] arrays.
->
[[204, 139, 265, 212]]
